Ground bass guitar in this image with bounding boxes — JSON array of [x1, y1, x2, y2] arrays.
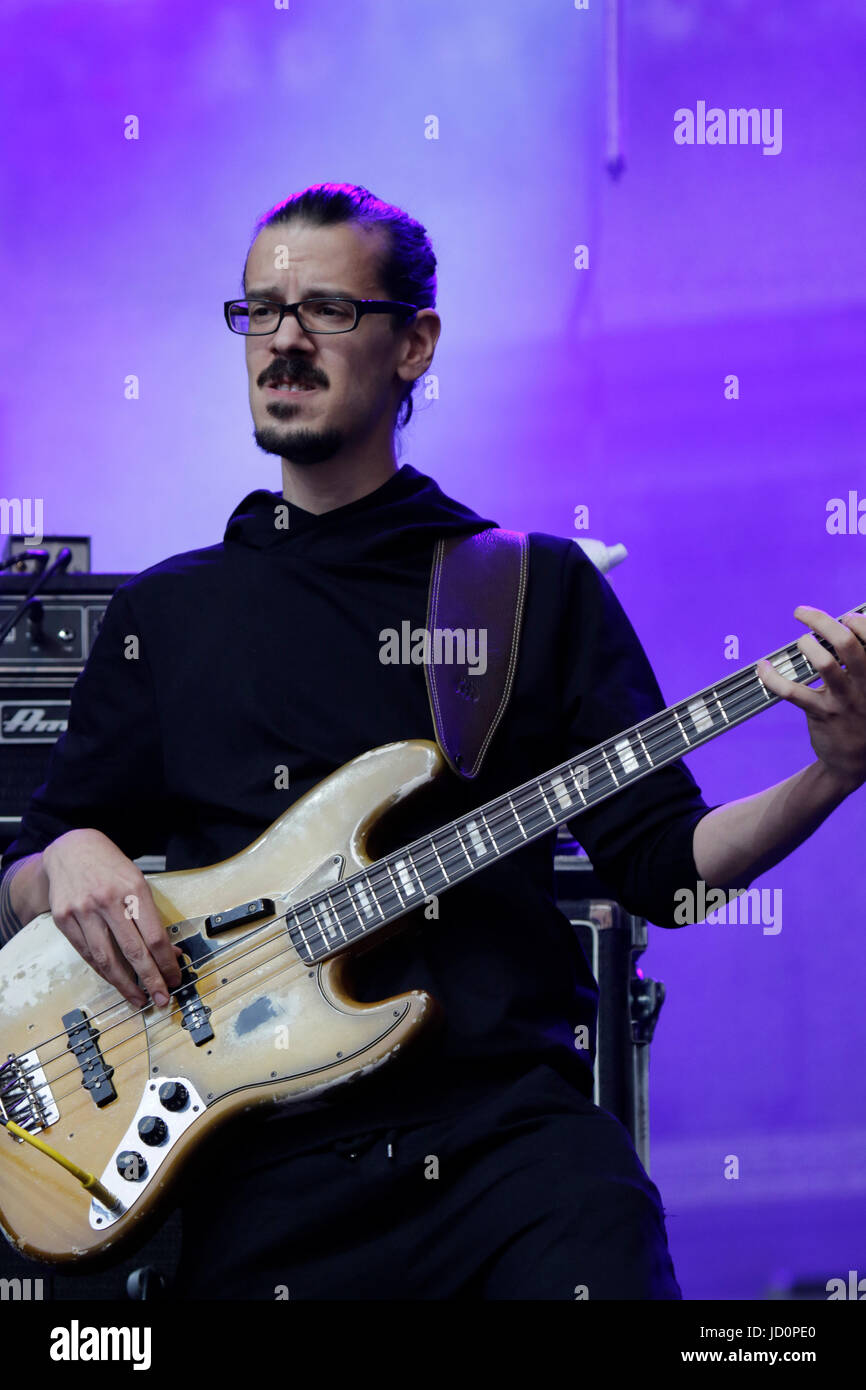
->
[[0, 603, 861, 1264]]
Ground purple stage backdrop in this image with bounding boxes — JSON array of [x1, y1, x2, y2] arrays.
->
[[1, 0, 864, 1302]]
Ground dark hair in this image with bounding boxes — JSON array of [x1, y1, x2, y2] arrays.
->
[[243, 183, 437, 432]]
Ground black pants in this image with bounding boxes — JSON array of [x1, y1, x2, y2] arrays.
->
[[171, 1068, 681, 1301]]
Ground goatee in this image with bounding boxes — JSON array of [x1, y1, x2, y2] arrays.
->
[[253, 424, 345, 466]]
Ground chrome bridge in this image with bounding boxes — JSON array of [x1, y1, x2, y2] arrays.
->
[[0, 1051, 60, 1134]]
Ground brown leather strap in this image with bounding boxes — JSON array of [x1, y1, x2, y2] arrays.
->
[[425, 528, 529, 780]]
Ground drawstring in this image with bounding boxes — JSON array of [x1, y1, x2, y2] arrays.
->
[[334, 1128, 399, 1162]]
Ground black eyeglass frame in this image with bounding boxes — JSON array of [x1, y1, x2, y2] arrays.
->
[[223, 296, 420, 335]]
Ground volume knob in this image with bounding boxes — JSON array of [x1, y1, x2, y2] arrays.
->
[[158, 1081, 189, 1112], [137, 1115, 168, 1146]]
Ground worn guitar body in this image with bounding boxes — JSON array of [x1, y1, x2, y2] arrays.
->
[[0, 739, 444, 1266]]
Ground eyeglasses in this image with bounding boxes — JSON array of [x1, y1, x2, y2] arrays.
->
[[223, 297, 419, 335]]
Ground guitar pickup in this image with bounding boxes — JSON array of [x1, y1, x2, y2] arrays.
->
[[176, 960, 214, 1046], [204, 898, 275, 935], [62, 1008, 116, 1107]]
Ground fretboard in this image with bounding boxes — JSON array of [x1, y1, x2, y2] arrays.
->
[[286, 602, 865, 963]]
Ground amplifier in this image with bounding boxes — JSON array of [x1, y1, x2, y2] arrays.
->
[[0, 572, 131, 673], [1, 535, 92, 574], [0, 574, 131, 848], [0, 680, 71, 841], [554, 833, 666, 1175]]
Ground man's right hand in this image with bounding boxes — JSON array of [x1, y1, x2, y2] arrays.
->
[[41, 829, 183, 1010]]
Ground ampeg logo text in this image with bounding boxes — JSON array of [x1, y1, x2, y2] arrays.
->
[[0, 703, 70, 741]]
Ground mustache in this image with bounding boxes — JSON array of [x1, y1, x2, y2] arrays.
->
[[261, 362, 327, 389]]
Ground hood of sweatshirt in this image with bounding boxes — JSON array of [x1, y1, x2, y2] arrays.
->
[[224, 464, 497, 574]]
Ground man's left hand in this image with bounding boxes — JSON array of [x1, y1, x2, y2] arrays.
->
[[756, 605, 866, 796]]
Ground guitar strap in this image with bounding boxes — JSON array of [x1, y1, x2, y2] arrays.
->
[[424, 528, 529, 781]]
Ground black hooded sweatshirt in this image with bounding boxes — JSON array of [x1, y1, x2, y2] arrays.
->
[[1, 463, 716, 1142]]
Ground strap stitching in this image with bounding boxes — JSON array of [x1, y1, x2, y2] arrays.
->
[[467, 532, 528, 776]]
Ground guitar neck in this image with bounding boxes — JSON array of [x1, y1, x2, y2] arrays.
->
[[287, 601, 866, 963]]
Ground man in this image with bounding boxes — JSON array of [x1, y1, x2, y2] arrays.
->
[[2, 183, 865, 1301]]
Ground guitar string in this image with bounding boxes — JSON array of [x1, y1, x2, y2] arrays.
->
[[36, 926, 311, 1101], [8, 641, 835, 1094], [10, 648, 826, 1100], [7, 916, 280, 1064], [43, 946, 312, 1111], [10, 651, 797, 1080]]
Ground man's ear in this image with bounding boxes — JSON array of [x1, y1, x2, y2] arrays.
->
[[398, 308, 441, 384]]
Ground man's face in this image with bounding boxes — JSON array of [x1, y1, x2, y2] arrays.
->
[[242, 219, 413, 466]]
